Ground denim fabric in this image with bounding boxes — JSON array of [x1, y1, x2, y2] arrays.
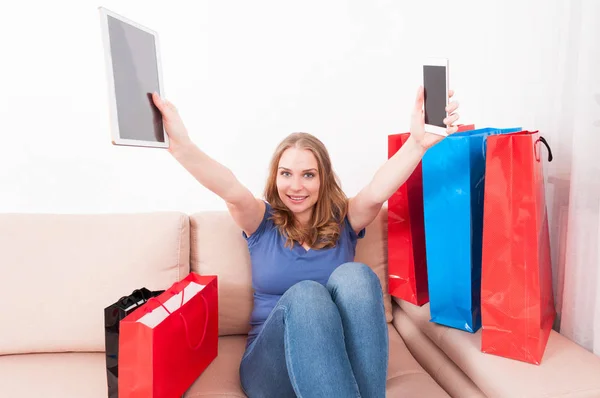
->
[[243, 202, 365, 348], [239, 262, 389, 397]]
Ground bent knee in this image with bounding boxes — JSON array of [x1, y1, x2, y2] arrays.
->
[[283, 280, 337, 317], [286, 280, 328, 297], [329, 262, 380, 288]]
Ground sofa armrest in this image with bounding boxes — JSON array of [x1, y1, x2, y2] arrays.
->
[[394, 298, 600, 398]]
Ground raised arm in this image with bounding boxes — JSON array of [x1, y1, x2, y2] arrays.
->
[[347, 87, 459, 233], [152, 93, 265, 236]]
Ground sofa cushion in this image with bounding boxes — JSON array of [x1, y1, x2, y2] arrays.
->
[[354, 206, 393, 323], [397, 298, 600, 398], [386, 373, 451, 397], [0, 352, 106, 397], [190, 211, 254, 336], [386, 324, 450, 397], [185, 335, 248, 397], [190, 207, 393, 336], [0, 212, 190, 355], [185, 324, 448, 397], [392, 302, 486, 397]]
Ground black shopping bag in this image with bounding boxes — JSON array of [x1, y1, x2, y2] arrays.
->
[[104, 287, 164, 398]]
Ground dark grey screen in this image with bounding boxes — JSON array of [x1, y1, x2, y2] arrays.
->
[[423, 65, 446, 128], [107, 15, 164, 142]]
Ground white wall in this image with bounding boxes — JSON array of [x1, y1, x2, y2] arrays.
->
[[0, 0, 566, 214]]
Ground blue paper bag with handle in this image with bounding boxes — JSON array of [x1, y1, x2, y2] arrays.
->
[[421, 127, 521, 333]]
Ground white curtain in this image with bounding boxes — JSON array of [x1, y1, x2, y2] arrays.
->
[[546, 0, 600, 355]]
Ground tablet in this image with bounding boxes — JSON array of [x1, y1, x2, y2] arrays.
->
[[98, 7, 169, 148]]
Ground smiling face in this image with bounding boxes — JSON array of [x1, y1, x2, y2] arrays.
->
[[264, 133, 347, 244], [276, 147, 320, 223]]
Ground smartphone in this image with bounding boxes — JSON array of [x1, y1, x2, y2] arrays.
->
[[423, 58, 449, 136]]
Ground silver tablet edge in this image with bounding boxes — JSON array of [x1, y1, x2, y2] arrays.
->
[[98, 7, 169, 149]]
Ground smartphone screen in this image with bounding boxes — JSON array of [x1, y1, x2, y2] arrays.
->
[[423, 65, 447, 128]]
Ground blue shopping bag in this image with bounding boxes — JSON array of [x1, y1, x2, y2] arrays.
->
[[421, 127, 521, 333]]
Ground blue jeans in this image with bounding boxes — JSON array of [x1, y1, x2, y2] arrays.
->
[[239, 262, 389, 398]]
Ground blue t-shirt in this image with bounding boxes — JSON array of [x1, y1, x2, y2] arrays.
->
[[243, 202, 366, 347]]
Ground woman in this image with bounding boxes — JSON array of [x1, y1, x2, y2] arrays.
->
[[152, 87, 459, 397]]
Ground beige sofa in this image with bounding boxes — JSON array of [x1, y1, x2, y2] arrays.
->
[[1, 209, 599, 397]]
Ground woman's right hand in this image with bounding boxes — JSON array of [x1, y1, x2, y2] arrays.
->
[[152, 92, 192, 153]]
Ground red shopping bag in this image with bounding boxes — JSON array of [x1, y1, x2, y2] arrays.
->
[[481, 131, 555, 364], [387, 124, 474, 305], [119, 273, 218, 397]]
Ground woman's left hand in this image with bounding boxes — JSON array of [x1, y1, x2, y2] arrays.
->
[[410, 86, 460, 151]]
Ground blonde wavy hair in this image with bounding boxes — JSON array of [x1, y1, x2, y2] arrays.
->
[[264, 132, 348, 250]]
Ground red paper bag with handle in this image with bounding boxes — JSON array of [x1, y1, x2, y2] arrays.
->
[[481, 130, 555, 364], [387, 124, 474, 305], [119, 273, 218, 397]]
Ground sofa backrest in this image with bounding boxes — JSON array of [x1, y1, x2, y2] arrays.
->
[[0, 212, 190, 355], [190, 207, 392, 337]]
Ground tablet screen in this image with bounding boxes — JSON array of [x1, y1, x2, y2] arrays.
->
[[106, 15, 164, 143]]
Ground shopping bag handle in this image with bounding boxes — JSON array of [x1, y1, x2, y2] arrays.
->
[[146, 285, 210, 351], [117, 288, 150, 310], [180, 295, 209, 351], [481, 131, 554, 163], [536, 136, 553, 162]]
